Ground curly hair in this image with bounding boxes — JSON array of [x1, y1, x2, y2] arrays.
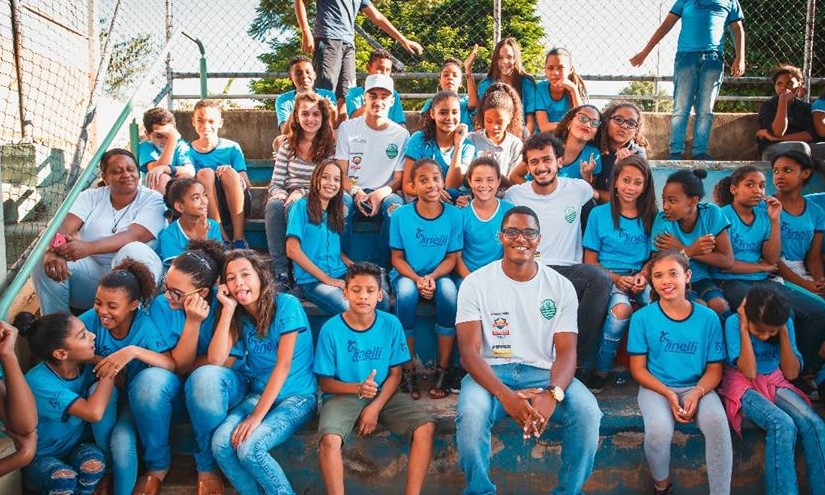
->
[[713, 165, 763, 206], [100, 258, 156, 307], [172, 239, 226, 291], [307, 159, 345, 233], [473, 81, 524, 137], [599, 100, 649, 153], [556, 104, 602, 143], [286, 92, 336, 164], [222, 250, 276, 340]]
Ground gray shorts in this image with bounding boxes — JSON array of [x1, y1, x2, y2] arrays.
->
[[313, 38, 356, 102], [318, 392, 433, 443]]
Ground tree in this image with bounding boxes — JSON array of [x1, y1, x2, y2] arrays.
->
[[247, 0, 545, 109], [618, 80, 673, 113], [104, 33, 157, 100]]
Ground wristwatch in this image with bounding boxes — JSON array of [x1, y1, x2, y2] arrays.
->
[[548, 385, 565, 403]]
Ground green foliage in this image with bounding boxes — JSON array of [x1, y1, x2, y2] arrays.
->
[[104, 33, 156, 100], [618, 80, 673, 113], [247, 0, 545, 109]]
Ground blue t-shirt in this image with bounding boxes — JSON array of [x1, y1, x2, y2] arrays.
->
[[558, 144, 602, 180], [147, 292, 246, 371], [314, 0, 370, 43], [650, 203, 730, 282], [404, 131, 475, 179], [724, 315, 802, 375], [236, 293, 316, 397], [275, 89, 338, 126], [389, 202, 463, 281], [156, 219, 223, 264], [534, 80, 571, 124], [80, 309, 173, 387], [583, 203, 650, 273], [715, 205, 772, 281], [671, 0, 744, 53], [421, 95, 473, 127], [314, 311, 410, 397], [461, 199, 514, 273], [628, 302, 726, 387], [137, 139, 193, 175], [26, 363, 96, 458], [775, 198, 825, 261], [285, 197, 348, 285], [478, 77, 537, 115], [187, 139, 247, 172], [346, 87, 406, 125]]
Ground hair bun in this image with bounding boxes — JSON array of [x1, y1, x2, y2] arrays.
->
[[692, 168, 708, 180], [12, 311, 37, 338]]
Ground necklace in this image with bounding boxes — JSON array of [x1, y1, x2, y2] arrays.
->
[[111, 190, 139, 233]]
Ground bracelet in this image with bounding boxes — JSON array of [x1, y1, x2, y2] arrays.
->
[[694, 384, 707, 397], [679, 248, 690, 260], [357, 383, 363, 399]]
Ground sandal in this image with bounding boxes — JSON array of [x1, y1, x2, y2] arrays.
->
[[401, 368, 420, 400], [428, 366, 450, 399]]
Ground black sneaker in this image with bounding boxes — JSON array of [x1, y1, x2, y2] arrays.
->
[[585, 373, 606, 394], [447, 366, 466, 394], [274, 273, 292, 293], [654, 483, 674, 495], [791, 377, 815, 396]]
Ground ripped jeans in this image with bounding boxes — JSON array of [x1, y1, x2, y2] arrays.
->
[[24, 443, 107, 495]]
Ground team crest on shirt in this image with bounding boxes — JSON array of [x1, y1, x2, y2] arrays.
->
[[491, 317, 510, 338], [386, 144, 399, 159], [540, 299, 557, 320], [563, 206, 577, 224]]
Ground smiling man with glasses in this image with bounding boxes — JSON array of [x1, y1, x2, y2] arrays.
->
[[504, 132, 612, 370]]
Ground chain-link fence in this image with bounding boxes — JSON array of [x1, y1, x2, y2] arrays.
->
[[3, 0, 825, 280]]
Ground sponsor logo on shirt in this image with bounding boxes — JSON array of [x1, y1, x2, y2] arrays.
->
[[564, 206, 577, 224], [347, 339, 383, 362], [617, 226, 647, 245], [248, 336, 277, 355], [492, 317, 510, 337], [492, 344, 512, 358], [540, 299, 557, 320], [415, 228, 449, 247], [780, 221, 813, 241], [731, 232, 761, 252], [659, 331, 698, 355], [386, 144, 399, 159]]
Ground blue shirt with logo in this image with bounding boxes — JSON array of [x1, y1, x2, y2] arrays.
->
[[715, 204, 772, 281], [535, 80, 571, 124], [628, 301, 726, 387], [773, 197, 825, 261], [478, 77, 536, 115], [583, 203, 650, 273], [286, 197, 348, 285], [558, 144, 602, 180], [671, 0, 744, 53], [275, 89, 338, 126], [236, 293, 316, 397], [724, 315, 802, 375], [650, 202, 730, 282], [404, 131, 475, 179], [137, 139, 193, 175], [26, 363, 96, 458], [389, 202, 463, 281], [148, 291, 246, 371], [346, 87, 406, 125], [80, 309, 173, 387], [187, 139, 247, 172], [314, 311, 410, 397], [421, 95, 473, 127], [156, 219, 223, 264], [461, 199, 514, 273]]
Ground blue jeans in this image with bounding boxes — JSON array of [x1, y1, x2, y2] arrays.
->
[[393, 276, 457, 337], [128, 367, 187, 473], [264, 198, 294, 275], [24, 443, 107, 495], [185, 365, 249, 473], [32, 241, 163, 314], [343, 192, 404, 268], [740, 387, 825, 495], [595, 283, 649, 373], [456, 364, 602, 495], [110, 406, 139, 495], [300, 281, 390, 315], [212, 393, 317, 495], [670, 50, 724, 155]]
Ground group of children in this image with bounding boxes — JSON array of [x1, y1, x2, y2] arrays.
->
[[6, 32, 825, 495]]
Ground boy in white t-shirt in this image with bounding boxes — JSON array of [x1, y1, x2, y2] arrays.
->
[[455, 206, 601, 494], [335, 73, 409, 266], [504, 132, 611, 373]]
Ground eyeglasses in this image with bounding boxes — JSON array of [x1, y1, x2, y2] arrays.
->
[[576, 114, 601, 128], [163, 282, 203, 302], [609, 116, 639, 129], [501, 228, 540, 241]]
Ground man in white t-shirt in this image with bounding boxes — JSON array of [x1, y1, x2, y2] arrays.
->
[[335, 73, 408, 266], [504, 132, 611, 370], [455, 206, 601, 494]]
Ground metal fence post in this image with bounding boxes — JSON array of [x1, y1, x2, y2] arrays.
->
[[803, 0, 816, 101], [493, 0, 501, 46], [165, 0, 174, 109], [10, 0, 31, 142]]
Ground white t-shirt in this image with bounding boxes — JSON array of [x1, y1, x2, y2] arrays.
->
[[335, 116, 409, 190], [504, 178, 592, 266], [456, 260, 578, 370], [68, 186, 167, 266]]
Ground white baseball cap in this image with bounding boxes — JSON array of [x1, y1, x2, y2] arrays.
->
[[364, 73, 394, 93]]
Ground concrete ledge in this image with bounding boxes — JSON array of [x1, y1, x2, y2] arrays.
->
[[0, 435, 22, 495]]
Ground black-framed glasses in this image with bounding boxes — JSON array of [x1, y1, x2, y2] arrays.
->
[[163, 281, 203, 301], [501, 228, 540, 241], [610, 116, 639, 129], [576, 114, 601, 128]]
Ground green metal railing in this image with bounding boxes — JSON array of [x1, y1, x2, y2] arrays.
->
[[0, 28, 208, 320]]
